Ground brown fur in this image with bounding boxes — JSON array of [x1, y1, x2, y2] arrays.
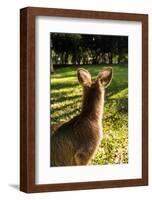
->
[[51, 67, 112, 166]]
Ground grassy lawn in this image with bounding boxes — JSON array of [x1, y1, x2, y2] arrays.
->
[[51, 64, 128, 165]]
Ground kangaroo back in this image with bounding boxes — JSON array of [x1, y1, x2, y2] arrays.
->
[[51, 67, 112, 166]]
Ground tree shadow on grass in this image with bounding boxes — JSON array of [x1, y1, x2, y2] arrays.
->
[[51, 75, 77, 79], [51, 107, 81, 125], [51, 81, 78, 90], [52, 64, 115, 80], [51, 94, 81, 104], [52, 69, 76, 78], [51, 99, 81, 114], [106, 80, 128, 99]]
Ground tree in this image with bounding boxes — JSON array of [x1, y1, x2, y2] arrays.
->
[[50, 34, 54, 73], [51, 33, 128, 65]]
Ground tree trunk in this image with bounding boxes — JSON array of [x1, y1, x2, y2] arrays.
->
[[50, 56, 54, 73], [108, 52, 113, 64], [50, 34, 54, 73]]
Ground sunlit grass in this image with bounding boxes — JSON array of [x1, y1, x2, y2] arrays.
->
[[51, 64, 128, 165]]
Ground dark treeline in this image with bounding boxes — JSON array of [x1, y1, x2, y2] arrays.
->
[[51, 33, 128, 68]]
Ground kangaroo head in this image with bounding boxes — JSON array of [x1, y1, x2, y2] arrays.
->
[[77, 67, 112, 90]]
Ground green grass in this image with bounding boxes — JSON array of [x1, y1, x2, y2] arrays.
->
[[51, 64, 128, 165]]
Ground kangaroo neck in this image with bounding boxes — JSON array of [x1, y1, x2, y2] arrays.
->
[[81, 88, 105, 122]]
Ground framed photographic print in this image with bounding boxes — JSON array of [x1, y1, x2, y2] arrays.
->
[[20, 7, 148, 193]]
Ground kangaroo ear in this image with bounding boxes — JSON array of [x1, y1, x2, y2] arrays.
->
[[97, 67, 112, 88], [77, 68, 91, 86]]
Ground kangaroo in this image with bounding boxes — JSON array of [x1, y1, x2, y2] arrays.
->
[[51, 67, 112, 166]]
